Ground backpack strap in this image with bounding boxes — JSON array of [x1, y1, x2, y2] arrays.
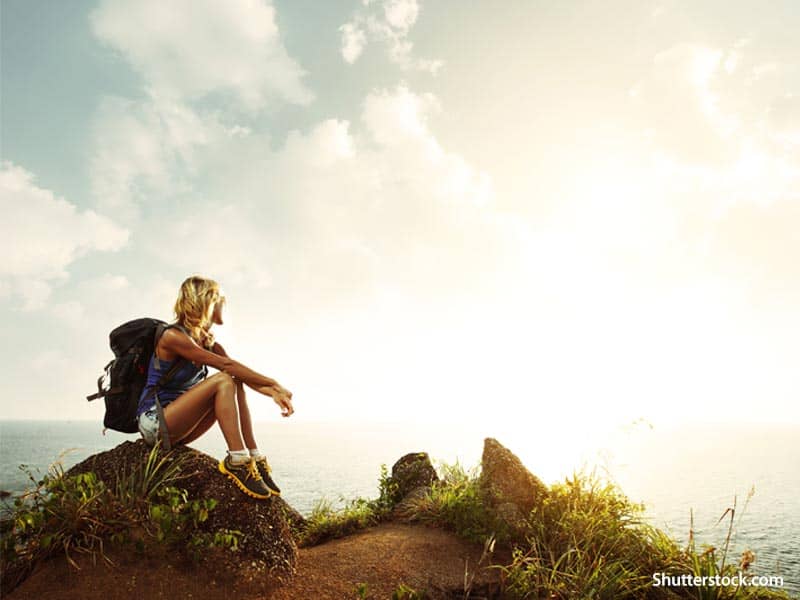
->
[[86, 360, 115, 401], [149, 322, 191, 451], [138, 358, 185, 451], [152, 323, 167, 371]]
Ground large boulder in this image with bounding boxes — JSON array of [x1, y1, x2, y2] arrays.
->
[[65, 439, 298, 585], [385, 452, 439, 521], [478, 438, 548, 519], [391, 485, 433, 522], [387, 452, 439, 505]]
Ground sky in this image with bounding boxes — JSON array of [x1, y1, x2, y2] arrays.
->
[[1, 0, 799, 435]]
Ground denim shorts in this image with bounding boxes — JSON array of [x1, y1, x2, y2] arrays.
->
[[138, 408, 160, 446]]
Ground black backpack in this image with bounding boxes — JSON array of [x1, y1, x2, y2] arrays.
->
[[87, 318, 186, 435]]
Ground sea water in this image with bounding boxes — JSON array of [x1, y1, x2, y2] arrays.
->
[[0, 420, 797, 593]]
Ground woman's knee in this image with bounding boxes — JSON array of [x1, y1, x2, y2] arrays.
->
[[209, 371, 235, 391]]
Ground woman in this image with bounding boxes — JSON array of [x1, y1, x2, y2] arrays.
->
[[136, 275, 294, 500]]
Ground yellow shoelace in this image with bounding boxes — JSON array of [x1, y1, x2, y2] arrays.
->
[[246, 458, 263, 481], [256, 456, 272, 473]]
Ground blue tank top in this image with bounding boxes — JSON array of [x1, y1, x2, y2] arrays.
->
[[136, 352, 208, 417]]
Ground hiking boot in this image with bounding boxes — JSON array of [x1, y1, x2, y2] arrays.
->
[[253, 455, 281, 496], [218, 456, 272, 500]]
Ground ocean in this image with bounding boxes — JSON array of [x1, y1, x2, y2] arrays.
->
[[0, 420, 797, 594]]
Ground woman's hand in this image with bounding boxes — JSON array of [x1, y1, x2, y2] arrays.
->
[[275, 384, 293, 399], [256, 385, 294, 417], [273, 390, 294, 417]]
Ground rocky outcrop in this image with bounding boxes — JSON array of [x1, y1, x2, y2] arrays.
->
[[391, 485, 433, 521], [385, 452, 440, 520], [5, 436, 558, 598], [65, 439, 298, 584], [391, 452, 439, 496], [478, 438, 548, 526]]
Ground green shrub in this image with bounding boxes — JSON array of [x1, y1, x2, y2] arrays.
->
[[0, 444, 239, 590], [498, 470, 685, 599], [389, 459, 510, 545], [373, 463, 401, 513], [1, 465, 127, 571], [298, 495, 381, 547], [145, 484, 241, 561], [298, 462, 407, 547], [392, 582, 428, 599], [212, 454, 791, 600]]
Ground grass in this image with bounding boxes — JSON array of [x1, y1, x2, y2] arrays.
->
[[301, 460, 794, 600], [0, 442, 240, 593], [353, 581, 430, 600], [497, 470, 686, 599], [1, 446, 793, 600], [298, 495, 383, 547], [296, 462, 398, 547]]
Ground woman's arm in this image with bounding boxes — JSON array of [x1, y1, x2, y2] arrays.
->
[[162, 329, 280, 390], [211, 340, 294, 416], [211, 341, 292, 398], [212, 342, 247, 398]]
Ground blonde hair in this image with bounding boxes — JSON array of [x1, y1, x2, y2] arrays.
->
[[173, 275, 222, 349]]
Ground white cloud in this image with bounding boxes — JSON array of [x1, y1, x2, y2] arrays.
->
[[61, 82, 516, 425], [629, 43, 736, 164], [628, 39, 800, 228], [137, 205, 275, 291], [81, 81, 507, 355], [384, 0, 419, 31], [90, 0, 313, 111], [631, 40, 800, 170], [362, 84, 438, 143], [89, 0, 314, 218], [339, 0, 443, 73], [90, 94, 226, 219], [0, 162, 129, 310], [50, 301, 86, 327], [340, 22, 367, 63], [50, 274, 133, 328]]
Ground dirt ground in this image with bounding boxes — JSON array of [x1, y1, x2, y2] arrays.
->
[[5, 521, 512, 600]]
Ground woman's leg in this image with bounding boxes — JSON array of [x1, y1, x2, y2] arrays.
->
[[171, 380, 254, 448], [172, 406, 216, 446], [235, 381, 258, 450], [162, 372, 245, 450]]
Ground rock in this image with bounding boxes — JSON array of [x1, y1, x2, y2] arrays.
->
[[65, 439, 297, 584], [391, 485, 432, 521], [494, 501, 531, 540], [282, 503, 308, 536], [478, 438, 548, 518], [388, 452, 439, 506]]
